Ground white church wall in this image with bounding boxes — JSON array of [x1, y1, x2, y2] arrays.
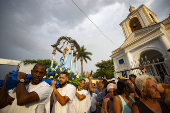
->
[[130, 38, 167, 63], [138, 8, 149, 27]]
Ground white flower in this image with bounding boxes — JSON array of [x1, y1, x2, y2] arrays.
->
[[68, 70, 71, 73], [76, 75, 79, 78], [55, 66, 58, 69], [51, 68, 55, 71], [55, 73, 58, 76], [43, 76, 46, 78], [46, 69, 48, 72], [50, 76, 53, 79], [74, 73, 77, 75], [60, 68, 63, 71]]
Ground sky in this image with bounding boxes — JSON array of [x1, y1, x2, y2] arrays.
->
[[0, 0, 170, 79]]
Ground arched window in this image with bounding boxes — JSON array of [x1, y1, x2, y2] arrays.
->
[[129, 17, 142, 32]]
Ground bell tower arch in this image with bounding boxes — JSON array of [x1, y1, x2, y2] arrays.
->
[[119, 4, 159, 39]]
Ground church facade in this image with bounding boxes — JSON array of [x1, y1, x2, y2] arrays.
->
[[110, 4, 170, 82]]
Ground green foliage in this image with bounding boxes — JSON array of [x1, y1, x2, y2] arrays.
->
[[69, 78, 81, 89], [16, 62, 22, 72], [93, 59, 114, 79], [23, 59, 57, 68], [80, 71, 86, 78], [16, 59, 57, 72]]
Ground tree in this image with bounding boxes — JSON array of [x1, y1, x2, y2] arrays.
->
[[77, 45, 92, 74], [93, 59, 114, 79]]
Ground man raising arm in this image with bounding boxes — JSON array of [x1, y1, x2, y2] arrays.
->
[[51, 71, 76, 113]]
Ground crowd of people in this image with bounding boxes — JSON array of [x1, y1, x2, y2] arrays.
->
[[0, 63, 170, 113]]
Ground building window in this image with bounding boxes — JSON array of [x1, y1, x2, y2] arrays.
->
[[118, 59, 124, 65], [122, 71, 127, 78]]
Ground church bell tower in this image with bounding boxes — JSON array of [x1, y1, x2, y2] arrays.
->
[[120, 4, 158, 39]]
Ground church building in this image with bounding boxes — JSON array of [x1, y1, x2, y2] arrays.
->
[[110, 4, 170, 82]]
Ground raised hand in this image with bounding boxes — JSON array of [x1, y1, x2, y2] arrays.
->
[[141, 67, 146, 75], [17, 72, 26, 81], [51, 80, 56, 89], [86, 72, 92, 79]]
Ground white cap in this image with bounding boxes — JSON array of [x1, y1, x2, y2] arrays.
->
[[107, 83, 117, 91], [111, 78, 115, 81]]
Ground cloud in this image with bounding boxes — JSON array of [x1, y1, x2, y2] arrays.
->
[[149, 0, 170, 21], [0, 0, 170, 79]]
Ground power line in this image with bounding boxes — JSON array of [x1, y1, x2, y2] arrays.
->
[[71, 0, 119, 47]]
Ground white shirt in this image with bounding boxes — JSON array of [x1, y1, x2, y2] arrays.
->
[[75, 89, 88, 113], [52, 84, 76, 113], [91, 93, 97, 112], [6, 81, 52, 113]]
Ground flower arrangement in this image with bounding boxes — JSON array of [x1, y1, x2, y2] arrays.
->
[[15, 59, 83, 89], [44, 66, 83, 89]]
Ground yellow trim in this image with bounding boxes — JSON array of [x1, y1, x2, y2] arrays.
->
[[125, 30, 160, 51]]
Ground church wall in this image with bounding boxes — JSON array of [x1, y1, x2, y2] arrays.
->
[[124, 30, 161, 51], [138, 8, 149, 27], [121, 24, 127, 39], [112, 49, 133, 78], [136, 12, 145, 27], [122, 22, 129, 39], [142, 7, 152, 24], [129, 37, 168, 63], [125, 20, 132, 35], [111, 5, 170, 77]]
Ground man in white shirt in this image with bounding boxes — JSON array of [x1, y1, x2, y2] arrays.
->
[[0, 63, 52, 113], [51, 71, 76, 113], [75, 79, 90, 113]]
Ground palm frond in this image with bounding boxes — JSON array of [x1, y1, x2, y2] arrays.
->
[[84, 58, 87, 63]]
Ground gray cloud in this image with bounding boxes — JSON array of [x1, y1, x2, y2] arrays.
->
[[150, 0, 170, 21], [0, 0, 170, 80]]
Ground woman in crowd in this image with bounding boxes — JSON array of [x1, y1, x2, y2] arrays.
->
[[132, 75, 170, 113], [113, 79, 135, 113], [101, 83, 117, 113]]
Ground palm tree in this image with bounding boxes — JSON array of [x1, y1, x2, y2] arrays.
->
[[77, 45, 92, 74]]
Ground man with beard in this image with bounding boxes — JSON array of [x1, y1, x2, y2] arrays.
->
[[51, 71, 76, 113], [75, 79, 90, 113], [0, 63, 53, 113]]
